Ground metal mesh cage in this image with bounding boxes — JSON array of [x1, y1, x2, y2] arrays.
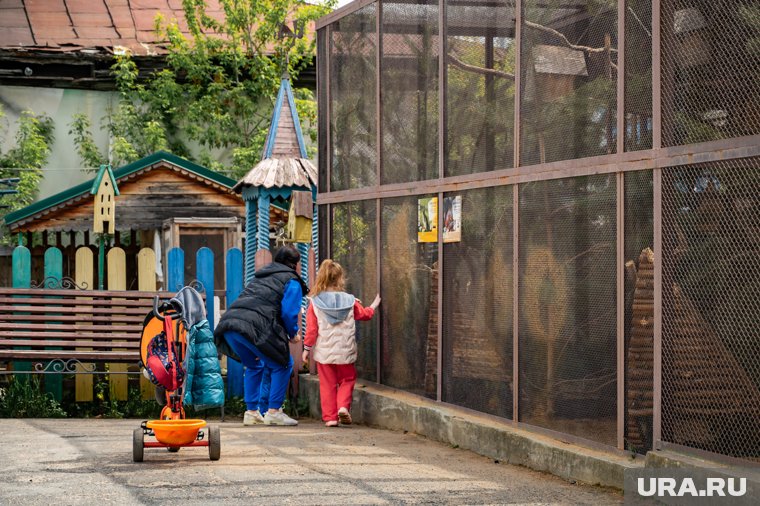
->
[[330, 200, 378, 382], [318, 204, 329, 270], [318, 28, 329, 192], [330, 4, 378, 191], [442, 186, 513, 418], [661, 158, 760, 460], [381, 196, 438, 398], [445, 0, 516, 176], [624, 0, 653, 151], [518, 175, 617, 446], [661, 0, 760, 147], [624, 170, 654, 454], [381, 0, 440, 184], [520, 0, 618, 166]]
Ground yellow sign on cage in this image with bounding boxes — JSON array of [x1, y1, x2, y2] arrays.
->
[[417, 197, 437, 243]]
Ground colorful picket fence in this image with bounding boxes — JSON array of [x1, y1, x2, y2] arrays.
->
[[8, 244, 246, 402]]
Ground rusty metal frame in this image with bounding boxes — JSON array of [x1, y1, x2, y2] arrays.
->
[[512, 183, 519, 423], [436, 0, 446, 403], [437, 191, 444, 402], [318, 135, 760, 204], [653, 167, 662, 450], [616, 0, 626, 452], [325, 24, 331, 195], [376, 198, 382, 383], [616, 171, 625, 450], [652, 0, 661, 150]]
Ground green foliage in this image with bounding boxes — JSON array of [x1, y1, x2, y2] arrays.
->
[[69, 114, 103, 171], [0, 376, 67, 418], [0, 106, 54, 241], [71, 0, 334, 178]]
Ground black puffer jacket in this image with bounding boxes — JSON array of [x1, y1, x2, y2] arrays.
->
[[214, 262, 308, 366]]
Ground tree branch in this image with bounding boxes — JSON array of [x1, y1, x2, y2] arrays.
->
[[447, 54, 515, 80], [525, 20, 618, 54]]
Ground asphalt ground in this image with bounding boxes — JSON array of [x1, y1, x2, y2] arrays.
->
[[0, 418, 622, 505]]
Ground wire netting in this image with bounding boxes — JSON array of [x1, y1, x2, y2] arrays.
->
[[624, 0, 653, 151], [442, 186, 513, 418], [381, 0, 440, 184], [661, 158, 760, 460], [445, 0, 516, 176], [661, 0, 760, 147], [318, 204, 329, 272], [318, 28, 329, 192], [330, 201, 379, 382], [381, 196, 438, 399], [330, 4, 378, 191], [518, 175, 617, 446], [624, 170, 654, 454], [520, 0, 618, 166]]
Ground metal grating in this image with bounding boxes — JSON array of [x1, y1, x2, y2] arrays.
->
[[380, 196, 438, 398], [518, 175, 617, 446], [624, 0, 653, 151], [623, 170, 654, 454], [330, 4, 377, 191], [318, 28, 329, 192], [330, 201, 378, 382], [661, 0, 760, 147], [318, 204, 329, 268], [445, 0, 516, 176], [520, 0, 618, 166], [442, 186, 513, 418], [661, 158, 760, 460], [381, 0, 440, 184]]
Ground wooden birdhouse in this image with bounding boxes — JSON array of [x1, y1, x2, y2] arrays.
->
[[91, 164, 119, 234]]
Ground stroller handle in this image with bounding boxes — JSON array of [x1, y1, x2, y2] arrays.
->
[[153, 296, 184, 321]]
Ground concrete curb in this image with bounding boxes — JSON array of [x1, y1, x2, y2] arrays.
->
[[299, 374, 643, 490]]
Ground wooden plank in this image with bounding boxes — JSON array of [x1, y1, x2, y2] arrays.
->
[[0, 340, 140, 349], [11, 245, 32, 374], [0, 350, 135, 361], [0, 288, 165, 298], [107, 247, 128, 401], [0, 296, 159, 307], [225, 247, 244, 397], [167, 247, 184, 291], [0, 305, 150, 315], [0, 332, 140, 340], [43, 247, 63, 401], [137, 247, 157, 400], [0, 314, 146, 323], [1, 323, 144, 332]]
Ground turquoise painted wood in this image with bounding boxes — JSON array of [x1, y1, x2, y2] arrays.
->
[[257, 194, 270, 252], [196, 247, 215, 331], [225, 248, 244, 397], [44, 247, 63, 401], [167, 247, 184, 292], [11, 245, 32, 373], [297, 242, 309, 329], [245, 200, 257, 283]]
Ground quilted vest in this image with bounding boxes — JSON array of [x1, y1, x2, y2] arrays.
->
[[313, 305, 357, 365]]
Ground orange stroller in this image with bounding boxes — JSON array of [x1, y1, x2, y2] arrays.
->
[[132, 291, 220, 462]]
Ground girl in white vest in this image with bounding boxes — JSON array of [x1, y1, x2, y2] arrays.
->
[[302, 259, 380, 427]]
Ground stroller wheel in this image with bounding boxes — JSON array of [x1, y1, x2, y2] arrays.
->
[[208, 424, 221, 461], [167, 446, 180, 453], [132, 428, 144, 462]]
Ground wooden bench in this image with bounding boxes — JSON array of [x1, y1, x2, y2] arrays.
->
[[0, 288, 166, 373]]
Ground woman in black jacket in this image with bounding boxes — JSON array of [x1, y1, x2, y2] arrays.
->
[[215, 246, 307, 426]]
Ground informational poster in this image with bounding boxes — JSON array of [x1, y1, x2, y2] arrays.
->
[[443, 195, 462, 243], [417, 197, 438, 243]]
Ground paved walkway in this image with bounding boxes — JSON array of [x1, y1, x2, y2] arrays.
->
[[1, 418, 621, 505]]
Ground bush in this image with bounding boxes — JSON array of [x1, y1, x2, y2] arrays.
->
[[0, 376, 67, 418]]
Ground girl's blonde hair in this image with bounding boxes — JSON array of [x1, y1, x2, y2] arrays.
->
[[309, 259, 346, 296]]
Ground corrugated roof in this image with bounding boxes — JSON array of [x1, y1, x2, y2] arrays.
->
[[0, 0, 226, 55], [4, 150, 236, 227]]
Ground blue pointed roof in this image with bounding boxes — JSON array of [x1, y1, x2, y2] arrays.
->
[[234, 77, 317, 192]]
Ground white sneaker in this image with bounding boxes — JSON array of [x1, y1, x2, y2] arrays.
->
[[243, 410, 265, 426], [263, 409, 298, 426]]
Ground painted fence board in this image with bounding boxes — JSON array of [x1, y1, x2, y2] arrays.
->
[[197, 247, 214, 331], [107, 247, 128, 401], [74, 247, 94, 402], [11, 245, 31, 373], [44, 247, 63, 401], [167, 247, 184, 292], [225, 248, 244, 397], [137, 247, 157, 400]]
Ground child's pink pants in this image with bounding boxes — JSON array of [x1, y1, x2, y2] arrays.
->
[[316, 362, 357, 422]]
